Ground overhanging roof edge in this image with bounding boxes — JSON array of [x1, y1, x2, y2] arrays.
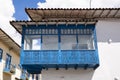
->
[[10, 20, 98, 35], [10, 21, 22, 34], [25, 8, 34, 21], [25, 8, 120, 21], [25, 8, 120, 10], [0, 28, 20, 54], [0, 28, 20, 48]]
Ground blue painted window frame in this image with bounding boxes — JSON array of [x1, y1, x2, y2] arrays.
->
[[0, 48, 3, 61], [5, 54, 11, 69], [22, 24, 96, 50]]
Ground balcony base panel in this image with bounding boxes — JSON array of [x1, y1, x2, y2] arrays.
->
[[22, 64, 99, 74], [3, 69, 15, 75]]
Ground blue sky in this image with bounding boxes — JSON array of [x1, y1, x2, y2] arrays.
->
[[13, 0, 46, 20]]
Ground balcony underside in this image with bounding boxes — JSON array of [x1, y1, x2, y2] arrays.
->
[[21, 50, 99, 74], [3, 68, 15, 75], [22, 64, 99, 74]]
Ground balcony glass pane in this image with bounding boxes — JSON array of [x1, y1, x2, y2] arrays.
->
[[61, 35, 76, 50], [78, 35, 94, 50], [42, 35, 58, 50], [24, 35, 41, 50]]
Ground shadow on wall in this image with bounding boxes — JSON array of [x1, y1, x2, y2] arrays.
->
[[42, 68, 95, 80], [96, 20, 120, 43]]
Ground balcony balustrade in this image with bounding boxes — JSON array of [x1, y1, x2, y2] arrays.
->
[[21, 50, 99, 73]]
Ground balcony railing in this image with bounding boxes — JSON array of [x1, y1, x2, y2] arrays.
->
[[21, 50, 99, 73], [22, 50, 99, 65], [3, 63, 16, 74]]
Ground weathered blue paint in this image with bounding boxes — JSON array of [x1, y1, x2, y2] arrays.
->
[[93, 27, 100, 64], [23, 50, 98, 64], [20, 24, 99, 74], [23, 24, 94, 35], [20, 27, 25, 64], [22, 50, 99, 73]]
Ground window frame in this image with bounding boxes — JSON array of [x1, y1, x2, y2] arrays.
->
[[5, 54, 12, 69], [0, 48, 3, 61]]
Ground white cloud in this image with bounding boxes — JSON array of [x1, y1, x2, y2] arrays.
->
[[92, 0, 120, 8], [0, 0, 21, 46], [37, 0, 89, 8], [37, 0, 120, 8]]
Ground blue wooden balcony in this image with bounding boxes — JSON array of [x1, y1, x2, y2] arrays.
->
[[21, 50, 99, 74], [20, 24, 99, 74]]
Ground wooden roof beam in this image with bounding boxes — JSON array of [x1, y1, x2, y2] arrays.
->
[[113, 10, 119, 17], [70, 10, 74, 18], [91, 9, 97, 18], [98, 10, 104, 18], [84, 10, 89, 18], [106, 10, 111, 18]]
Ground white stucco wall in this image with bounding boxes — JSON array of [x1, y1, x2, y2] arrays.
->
[[39, 20, 120, 80], [95, 20, 120, 80]]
